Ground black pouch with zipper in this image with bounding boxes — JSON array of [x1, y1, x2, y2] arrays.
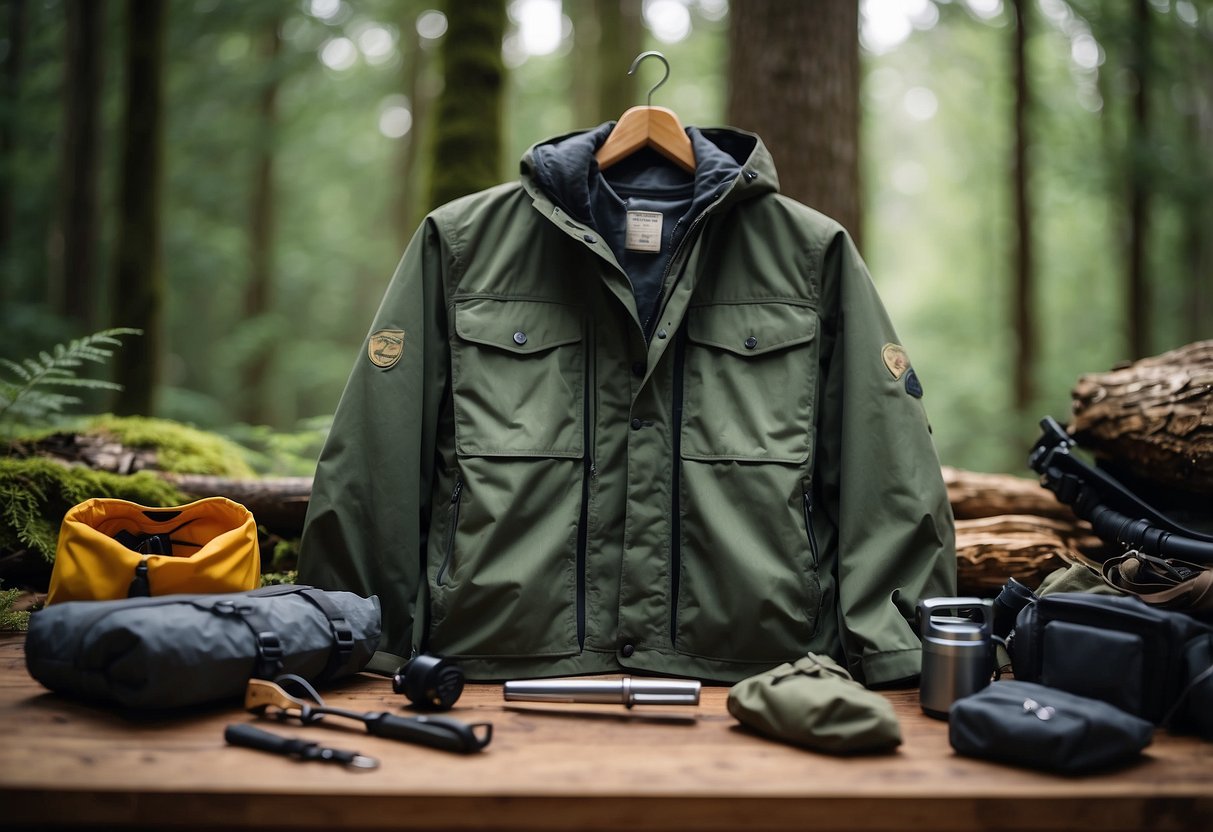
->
[[24, 585, 380, 709], [1010, 592, 1211, 724]]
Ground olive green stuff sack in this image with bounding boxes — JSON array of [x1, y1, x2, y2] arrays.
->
[[727, 653, 902, 754]]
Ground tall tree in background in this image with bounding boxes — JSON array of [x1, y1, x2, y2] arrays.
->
[[240, 13, 282, 425], [426, 0, 506, 211], [111, 0, 166, 415], [726, 0, 860, 239], [1126, 0, 1152, 359], [53, 0, 105, 330], [1180, 49, 1212, 345], [393, 2, 434, 249], [1010, 0, 1035, 412], [0, 0, 27, 301], [571, 0, 642, 127]]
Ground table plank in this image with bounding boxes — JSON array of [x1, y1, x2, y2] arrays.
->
[[1, 633, 1210, 831]]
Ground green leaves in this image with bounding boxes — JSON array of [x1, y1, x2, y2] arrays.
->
[[0, 328, 142, 430]]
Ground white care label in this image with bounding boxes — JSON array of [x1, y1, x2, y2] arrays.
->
[[625, 210, 663, 253]]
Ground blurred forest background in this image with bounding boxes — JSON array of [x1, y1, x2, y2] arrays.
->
[[2, 0, 1211, 477]]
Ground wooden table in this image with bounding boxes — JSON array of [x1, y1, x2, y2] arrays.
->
[[1, 633, 1210, 831]]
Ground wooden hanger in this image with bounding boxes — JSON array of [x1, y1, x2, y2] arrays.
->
[[595, 51, 695, 174]]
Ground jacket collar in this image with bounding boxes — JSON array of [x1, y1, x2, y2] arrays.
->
[[520, 123, 778, 225]]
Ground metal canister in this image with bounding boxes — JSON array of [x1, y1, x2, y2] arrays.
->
[[918, 597, 995, 720]]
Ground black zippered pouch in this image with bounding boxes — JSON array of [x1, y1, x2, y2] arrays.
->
[[1010, 592, 1211, 724], [25, 585, 381, 709]]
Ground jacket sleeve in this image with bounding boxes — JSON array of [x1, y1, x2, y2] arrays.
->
[[297, 218, 449, 669], [815, 228, 956, 687]]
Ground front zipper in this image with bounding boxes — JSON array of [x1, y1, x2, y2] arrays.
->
[[643, 176, 741, 341], [659, 187, 736, 647], [802, 490, 820, 570], [435, 477, 463, 586], [669, 326, 687, 649], [575, 315, 596, 651]]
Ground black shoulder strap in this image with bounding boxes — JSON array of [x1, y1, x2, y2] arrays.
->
[[298, 588, 356, 681]]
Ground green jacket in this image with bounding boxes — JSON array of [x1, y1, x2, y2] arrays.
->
[[298, 125, 956, 685]]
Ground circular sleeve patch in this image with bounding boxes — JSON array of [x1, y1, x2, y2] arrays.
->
[[368, 329, 405, 369]]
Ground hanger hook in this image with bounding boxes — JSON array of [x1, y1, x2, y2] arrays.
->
[[628, 50, 671, 108]]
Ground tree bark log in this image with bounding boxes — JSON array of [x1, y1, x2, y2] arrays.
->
[[167, 474, 312, 538], [943, 465, 1072, 521], [954, 515, 1106, 596], [1070, 339, 1213, 493]]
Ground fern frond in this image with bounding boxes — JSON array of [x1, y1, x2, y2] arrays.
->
[[0, 328, 143, 428], [0, 359, 31, 383]]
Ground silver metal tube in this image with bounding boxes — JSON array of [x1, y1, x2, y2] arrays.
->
[[503, 677, 700, 707]]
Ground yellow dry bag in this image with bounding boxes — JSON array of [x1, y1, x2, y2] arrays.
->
[[47, 497, 260, 605]]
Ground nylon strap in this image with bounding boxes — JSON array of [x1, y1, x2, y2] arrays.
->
[[299, 588, 356, 681]]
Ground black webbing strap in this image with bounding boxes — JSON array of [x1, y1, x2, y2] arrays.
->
[[210, 598, 285, 680], [299, 588, 356, 681]]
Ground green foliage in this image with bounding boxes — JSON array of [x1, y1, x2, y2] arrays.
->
[[271, 536, 301, 571], [0, 586, 31, 632], [0, 329, 141, 435], [0, 457, 183, 562], [82, 415, 257, 478], [221, 416, 331, 477], [260, 570, 299, 587]]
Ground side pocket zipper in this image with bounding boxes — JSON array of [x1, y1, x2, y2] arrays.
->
[[802, 491, 820, 570], [436, 478, 463, 587]]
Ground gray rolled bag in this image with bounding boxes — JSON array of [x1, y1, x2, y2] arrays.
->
[[727, 653, 902, 754], [25, 584, 381, 709], [949, 680, 1154, 774]]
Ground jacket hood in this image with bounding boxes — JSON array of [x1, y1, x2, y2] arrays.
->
[[520, 122, 779, 225]]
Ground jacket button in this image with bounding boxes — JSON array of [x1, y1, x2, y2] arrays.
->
[[744, 169, 758, 181], [744, 336, 758, 350], [583, 234, 597, 244], [513, 331, 528, 346], [656, 329, 667, 340], [631, 361, 645, 378], [621, 643, 635, 658], [630, 418, 643, 430]]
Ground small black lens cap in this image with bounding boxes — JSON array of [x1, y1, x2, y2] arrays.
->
[[392, 654, 465, 711]]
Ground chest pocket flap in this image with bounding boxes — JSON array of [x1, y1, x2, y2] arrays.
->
[[683, 301, 818, 463], [455, 298, 582, 355], [452, 298, 585, 458], [687, 301, 817, 357]]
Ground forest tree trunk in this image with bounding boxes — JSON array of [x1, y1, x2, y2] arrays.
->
[[426, 0, 506, 212], [595, 0, 643, 124], [393, 3, 428, 249], [1127, 0, 1151, 360], [54, 0, 105, 331], [240, 14, 283, 425], [571, 0, 643, 129], [726, 0, 860, 241], [0, 0, 27, 304], [1011, 0, 1035, 413], [111, 0, 166, 416]]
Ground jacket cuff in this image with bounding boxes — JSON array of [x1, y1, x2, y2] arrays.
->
[[366, 649, 409, 676], [860, 647, 922, 688]]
